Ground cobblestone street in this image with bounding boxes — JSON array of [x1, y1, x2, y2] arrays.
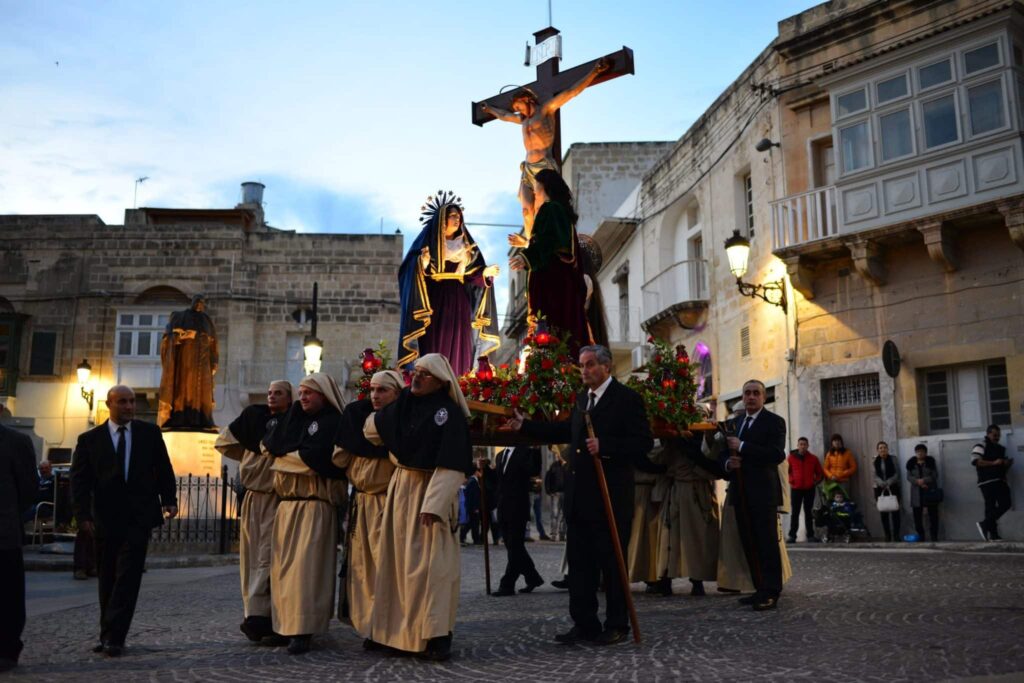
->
[[13, 543, 1024, 682]]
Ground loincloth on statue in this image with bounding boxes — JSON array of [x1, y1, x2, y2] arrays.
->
[[520, 157, 558, 186]]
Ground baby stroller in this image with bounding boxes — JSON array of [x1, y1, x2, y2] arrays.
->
[[812, 483, 870, 543]]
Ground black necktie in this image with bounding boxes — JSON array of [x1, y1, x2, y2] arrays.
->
[[738, 416, 753, 438], [117, 426, 127, 482], [587, 392, 597, 413]]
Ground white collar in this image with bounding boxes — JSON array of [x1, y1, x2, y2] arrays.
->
[[742, 408, 763, 423], [107, 419, 132, 437], [588, 375, 614, 404]]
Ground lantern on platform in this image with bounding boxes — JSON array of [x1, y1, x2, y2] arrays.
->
[[475, 356, 494, 381], [360, 348, 376, 375]]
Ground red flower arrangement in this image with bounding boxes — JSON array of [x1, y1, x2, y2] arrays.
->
[[626, 336, 701, 433]]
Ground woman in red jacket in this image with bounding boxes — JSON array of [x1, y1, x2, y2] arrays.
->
[[787, 437, 824, 543]]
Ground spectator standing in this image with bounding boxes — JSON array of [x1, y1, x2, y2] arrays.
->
[[872, 442, 901, 542], [823, 434, 857, 499], [460, 468, 482, 545], [786, 437, 823, 543], [544, 448, 567, 540], [972, 425, 1013, 541], [907, 444, 940, 542], [0, 421, 37, 672]]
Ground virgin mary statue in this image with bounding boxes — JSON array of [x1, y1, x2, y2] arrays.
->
[[398, 191, 501, 376]]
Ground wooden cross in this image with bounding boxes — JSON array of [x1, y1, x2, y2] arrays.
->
[[472, 26, 634, 168]]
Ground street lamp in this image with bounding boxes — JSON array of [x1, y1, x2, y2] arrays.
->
[[303, 282, 323, 375], [723, 230, 787, 311], [76, 358, 94, 411]]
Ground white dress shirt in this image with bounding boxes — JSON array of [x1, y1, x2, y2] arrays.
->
[[738, 408, 763, 453], [587, 375, 614, 409], [107, 419, 133, 480]]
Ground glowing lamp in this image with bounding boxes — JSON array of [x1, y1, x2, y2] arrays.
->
[[675, 344, 689, 363], [76, 358, 94, 411], [360, 348, 376, 375], [303, 335, 323, 375], [724, 230, 751, 279], [475, 356, 494, 381]]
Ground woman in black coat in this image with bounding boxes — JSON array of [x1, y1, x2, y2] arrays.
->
[[906, 444, 940, 541]]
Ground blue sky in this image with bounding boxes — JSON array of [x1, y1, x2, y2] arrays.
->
[[0, 0, 816, 317]]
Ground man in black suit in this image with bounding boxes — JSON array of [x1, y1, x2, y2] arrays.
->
[[510, 345, 653, 645], [491, 446, 544, 596], [71, 385, 178, 656], [718, 379, 787, 611], [0, 419, 37, 672]]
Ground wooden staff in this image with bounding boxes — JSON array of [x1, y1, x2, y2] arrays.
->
[[584, 412, 641, 644], [479, 461, 492, 595]]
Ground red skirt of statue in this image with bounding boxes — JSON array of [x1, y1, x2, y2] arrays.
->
[[527, 257, 592, 356]]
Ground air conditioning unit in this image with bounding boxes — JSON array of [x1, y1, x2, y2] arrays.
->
[[631, 344, 651, 372]]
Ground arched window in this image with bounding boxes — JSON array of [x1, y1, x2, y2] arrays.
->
[[134, 286, 190, 306]]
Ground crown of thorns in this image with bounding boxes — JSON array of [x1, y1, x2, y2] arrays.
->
[[420, 190, 464, 225]]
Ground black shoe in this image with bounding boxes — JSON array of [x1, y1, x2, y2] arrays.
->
[[551, 578, 569, 590], [519, 578, 544, 593], [554, 626, 598, 644], [786, 536, 797, 544], [752, 595, 779, 611], [103, 644, 123, 657], [990, 531, 1002, 541], [738, 594, 757, 605], [363, 638, 383, 652], [287, 635, 311, 655], [491, 587, 516, 597], [593, 628, 629, 646], [689, 580, 705, 596], [264, 634, 288, 647], [240, 618, 269, 642], [717, 587, 740, 594], [91, 643, 106, 654], [539, 534, 552, 541], [416, 634, 452, 662]]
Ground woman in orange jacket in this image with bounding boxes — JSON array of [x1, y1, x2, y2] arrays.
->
[[823, 434, 857, 498]]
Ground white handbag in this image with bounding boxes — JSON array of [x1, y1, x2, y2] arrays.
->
[[877, 487, 899, 513]]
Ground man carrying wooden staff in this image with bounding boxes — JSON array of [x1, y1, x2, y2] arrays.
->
[[508, 344, 652, 645]]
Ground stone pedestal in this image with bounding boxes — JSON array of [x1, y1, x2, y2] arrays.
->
[[162, 431, 221, 477]]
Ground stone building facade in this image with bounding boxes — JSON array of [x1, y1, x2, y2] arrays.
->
[[590, 0, 1022, 540], [0, 185, 402, 467]]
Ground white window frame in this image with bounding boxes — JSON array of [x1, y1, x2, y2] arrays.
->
[[962, 40, 1003, 78], [916, 56, 956, 93], [962, 73, 1011, 140], [917, 88, 962, 152], [920, 359, 1010, 435], [833, 85, 870, 121], [874, 71, 911, 106], [114, 308, 170, 360], [837, 118, 874, 176], [874, 105, 917, 165]]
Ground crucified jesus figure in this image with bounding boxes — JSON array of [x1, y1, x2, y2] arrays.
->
[[481, 57, 611, 240]]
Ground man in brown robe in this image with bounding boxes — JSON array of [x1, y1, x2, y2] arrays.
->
[[333, 370, 402, 643], [627, 449, 668, 590], [262, 373, 347, 655], [158, 294, 219, 430], [364, 353, 473, 662], [653, 436, 722, 596], [214, 380, 292, 643]]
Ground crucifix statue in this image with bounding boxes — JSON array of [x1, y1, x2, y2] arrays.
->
[[473, 27, 634, 236]]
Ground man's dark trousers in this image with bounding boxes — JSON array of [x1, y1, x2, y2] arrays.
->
[[498, 516, 542, 590], [96, 528, 149, 646], [0, 548, 26, 663], [567, 516, 631, 634], [736, 502, 783, 596], [789, 488, 815, 539], [982, 481, 1011, 535]]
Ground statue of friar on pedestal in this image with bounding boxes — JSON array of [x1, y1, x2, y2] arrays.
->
[[158, 294, 219, 430]]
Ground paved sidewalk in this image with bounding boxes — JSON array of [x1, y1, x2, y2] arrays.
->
[[13, 542, 1024, 682]]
